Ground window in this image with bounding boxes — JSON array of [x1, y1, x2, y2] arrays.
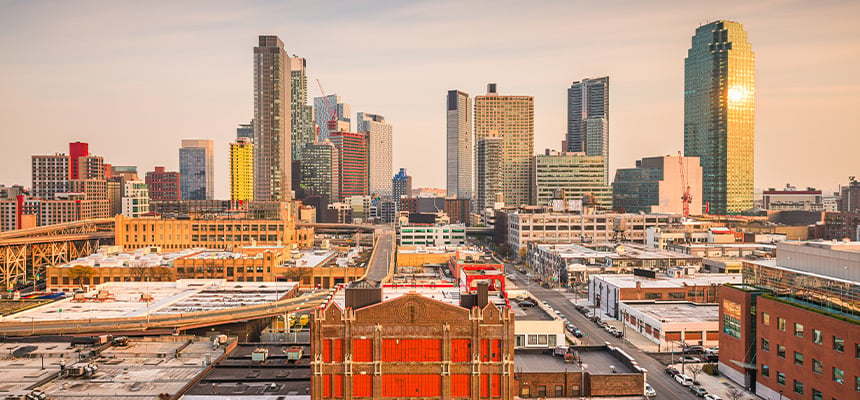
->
[[834, 336, 845, 352], [794, 380, 803, 394], [761, 338, 769, 351], [777, 317, 785, 331], [777, 345, 786, 359], [722, 299, 742, 339], [794, 323, 804, 337], [856, 376, 860, 391], [833, 367, 844, 384], [777, 372, 785, 385], [555, 385, 564, 396], [812, 389, 822, 400], [515, 335, 525, 347], [761, 364, 769, 377], [813, 359, 823, 374], [813, 329, 823, 345], [794, 352, 803, 366], [761, 312, 770, 325], [538, 385, 547, 397], [856, 343, 860, 359]]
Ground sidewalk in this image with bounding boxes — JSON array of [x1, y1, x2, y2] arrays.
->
[[668, 362, 750, 400]]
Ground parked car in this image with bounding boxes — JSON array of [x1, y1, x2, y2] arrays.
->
[[704, 394, 724, 400], [705, 346, 719, 355], [690, 385, 708, 397], [573, 329, 583, 338], [675, 374, 694, 387], [683, 345, 705, 354], [680, 356, 702, 363], [644, 383, 656, 398], [611, 329, 623, 338], [664, 366, 680, 376], [518, 300, 536, 308], [705, 354, 719, 362]]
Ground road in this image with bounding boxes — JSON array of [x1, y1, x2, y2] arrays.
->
[[363, 228, 395, 284], [506, 263, 697, 400]]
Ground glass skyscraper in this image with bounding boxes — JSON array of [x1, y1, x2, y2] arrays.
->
[[446, 90, 472, 200], [179, 139, 214, 200], [253, 35, 291, 201], [567, 77, 609, 184], [684, 21, 755, 215]]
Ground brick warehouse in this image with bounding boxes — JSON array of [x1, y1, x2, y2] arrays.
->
[[311, 283, 515, 399]]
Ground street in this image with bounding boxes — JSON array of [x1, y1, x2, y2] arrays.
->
[[506, 263, 698, 400]]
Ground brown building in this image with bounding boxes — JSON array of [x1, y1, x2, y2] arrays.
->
[[145, 166, 181, 201], [400, 197, 472, 225], [823, 211, 860, 240], [719, 241, 860, 400], [311, 284, 515, 399]]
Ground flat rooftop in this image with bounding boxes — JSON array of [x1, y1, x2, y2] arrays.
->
[[515, 349, 635, 374], [624, 302, 719, 323], [329, 284, 508, 310], [534, 242, 701, 262], [509, 300, 555, 321], [2, 280, 297, 323], [592, 273, 741, 289], [0, 342, 78, 396]]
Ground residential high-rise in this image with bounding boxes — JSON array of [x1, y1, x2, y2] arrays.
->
[[179, 139, 214, 200], [684, 21, 755, 215], [476, 136, 504, 211], [391, 168, 412, 202], [300, 141, 339, 202], [474, 84, 533, 208], [566, 77, 610, 183], [612, 155, 703, 215], [328, 132, 368, 201], [290, 56, 315, 161], [357, 112, 393, 198], [446, 90, 472, 199], [313, 95, 350, 140], [121, 181, 149, 217], [838, 177, 860, 213], [254, 35, 292, 201], [145, 166, 181, 201], [31, 154, 69, 200], [229, 137, 254, 202], [236, 121, 253, 140], [533, 150, 612, 209]]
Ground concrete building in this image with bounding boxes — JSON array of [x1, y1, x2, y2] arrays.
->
[[344, 195, 372, 223], [566, 77, 610, 183], [236, 120, 253, 140], [301, 140, 339, 202], [313, 94, 350, 140], [180, 139, 214, 200], [397, 223, 467, 247], [290, 55, 315, 161], [144, 166, 181, 201], [229, 137, 254, 202], [619, 301, 720, 348], [311, 284, 515, 399], [613, 154, 703, 215], [685, 21, 755, 214], [838, 177, 860, 212], [392, 167, 412, 202], [476, 136, 504, 210], [533, 149, 611, 209], [719, 241, 860, 400], [823, 211, 860, 240], [357, 112, 393, 198], [507, 212, 681, 252], [329, 131, 368, 200], [446, 90, 472, 200], [762, 185, 823, 211], [121, 181, 149, 217], [254, 35, 292, 202], [475, 83, 534, 208]]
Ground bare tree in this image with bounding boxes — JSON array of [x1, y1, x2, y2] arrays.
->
[[725, 387, 746, 400], [150, 267, 175, 282], [68, 265, 96, 289], [687, 364, 704, 384]]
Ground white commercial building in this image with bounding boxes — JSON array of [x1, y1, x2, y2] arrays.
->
[[619, 302, 719, 349], [121, 181, 149, 217], [357, 112, 393, 198], [397, 224, 466, 247]]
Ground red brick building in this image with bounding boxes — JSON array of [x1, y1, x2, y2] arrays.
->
[[311, 283, 514, 399], [145, 166, 182, 201]]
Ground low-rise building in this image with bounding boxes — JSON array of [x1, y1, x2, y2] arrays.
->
[[619, 301, 719, 349], [762, 185, 823, 211], [397, 222, 466, 247]]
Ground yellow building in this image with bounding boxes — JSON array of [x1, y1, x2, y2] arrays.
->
[[229, 137, 254, 202], [474, 83, 534, 207]]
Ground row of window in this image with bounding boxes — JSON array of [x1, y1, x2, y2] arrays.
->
[[762, 313, 854, 353], [762, 365, 858, 397]]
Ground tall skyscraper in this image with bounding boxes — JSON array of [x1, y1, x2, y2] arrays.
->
[[476, 136, 503, 211], [313, 95, 350, 140], [613, 155, 703, 215], [329, 132, 368, 201], [446, 90, 472, 200], [236, 121, 253, 140], [290, 56, 315, 161], [254, 35, 292, 201], [300, 140, 339, 202], [567, 77, 609, 183], [357, 112, 393, 198], [533, 150, 612, 209], [684, 21, 755, 215], [230, 137, 254, 202], [474, 83, 534, 208], [179, 139, 214, 200]]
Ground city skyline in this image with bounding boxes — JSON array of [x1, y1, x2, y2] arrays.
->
[[1, 1, 858, 198]]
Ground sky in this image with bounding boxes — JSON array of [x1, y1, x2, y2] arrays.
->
[[1, 0, 859, 199]]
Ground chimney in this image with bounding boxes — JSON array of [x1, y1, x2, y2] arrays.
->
[[477, 281, 489, 308]]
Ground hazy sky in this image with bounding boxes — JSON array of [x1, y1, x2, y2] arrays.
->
[[1, 0, 858, 199]]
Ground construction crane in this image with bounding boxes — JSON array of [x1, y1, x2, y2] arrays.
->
[[315, 79, 337, 140], [678, 151, 692, 218]]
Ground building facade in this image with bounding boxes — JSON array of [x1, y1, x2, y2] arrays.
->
[[533, 150, 611, 209], [329, 132, 368, 200], [145, 166, 181, 201], [236, 120, 253, 140], [838, 177, 860, 212], [290, 55, 315, 161], [313, 94, 350, 140], [684, 21, 755, 214], [612, 155, 703, 215], [357, 112, 393, 198], [446, 90, 473, 200], [121, 181, 150, 217], [474, 84, 534, 208], [566, 77, 609, 183], [762, 186, 823, 211], [179, 139, 214, 200], [397, 224, 467, 247], [301, 141, 340, 202], [254, 35, 291, 202], [229, 137, 254, 202], [476, 136, 504, 211], [392, 168, 412, 201]]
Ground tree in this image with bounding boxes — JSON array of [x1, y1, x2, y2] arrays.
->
[[519, 247, 527, 260], [68, 265, 96, 289], [282, 267, 312, 284], [687, 364, 703, 384], [725, 387, 746, 400], [150, 267, 175, 282]]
